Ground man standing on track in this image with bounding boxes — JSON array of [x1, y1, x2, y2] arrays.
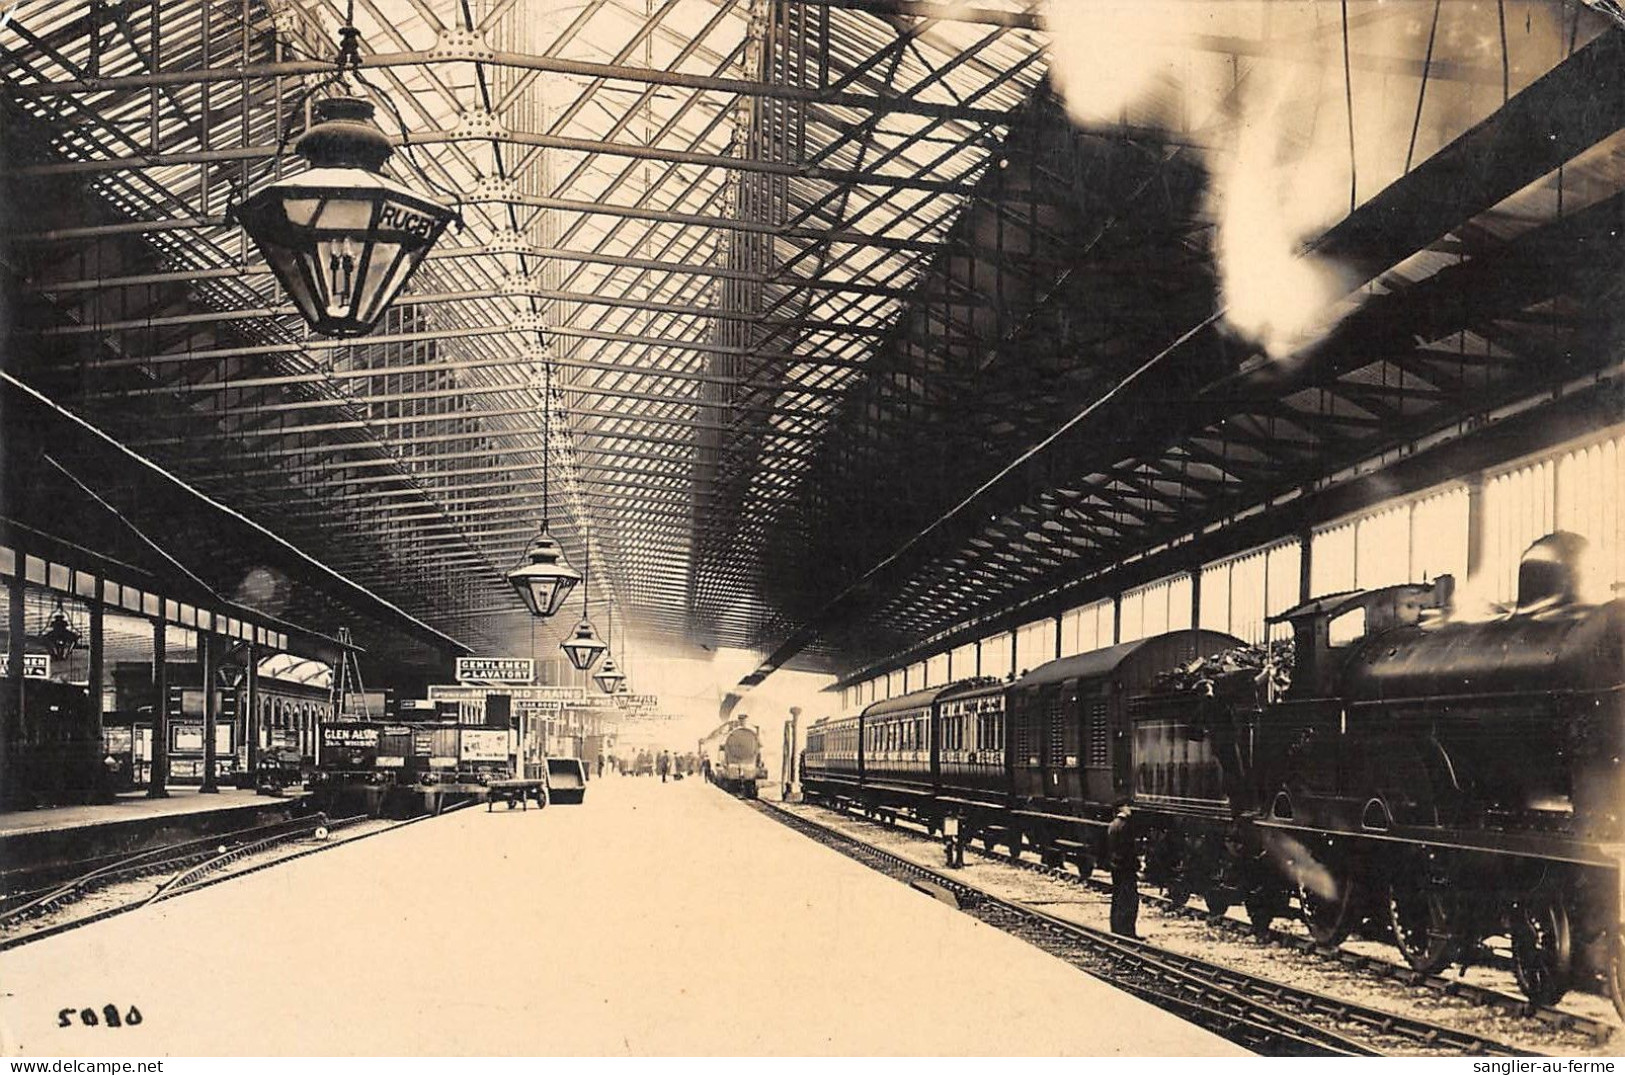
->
[[657, 750, 670, 783], [1106, 801, 1140, 939]]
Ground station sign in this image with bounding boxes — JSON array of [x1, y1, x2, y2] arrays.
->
[[455, 657, 534, 684], [428, 684, 586, 704], [0, 654, 50, 679], [614, 694, 659, 709], [514, 698, 565, 713]]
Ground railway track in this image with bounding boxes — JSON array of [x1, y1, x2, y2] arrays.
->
[[754, 798, 1540, 1057], [817, 796, 1618, 1046], [0, 804, 465, 950]]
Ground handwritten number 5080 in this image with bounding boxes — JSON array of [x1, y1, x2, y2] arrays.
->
[[58, 1005, 141, 1028]]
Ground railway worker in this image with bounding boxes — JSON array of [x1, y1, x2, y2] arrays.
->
[[1106, 802, 1141, 939], [657, 751, 671, 782]]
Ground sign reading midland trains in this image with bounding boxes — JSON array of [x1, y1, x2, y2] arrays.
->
[[428, 684, 587, 704], [455, 657, 535, 684]]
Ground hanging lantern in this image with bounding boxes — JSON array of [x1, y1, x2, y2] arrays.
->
[[232, 96, 456, 338], [39, 599, 81, 661], [560, 617, 607, 672], [506, 527, 581, 618], [592, 655, 626, 695]]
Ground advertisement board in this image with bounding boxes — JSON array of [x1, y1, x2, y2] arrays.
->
[[459, 728, 509, 762], [322, 725, 381, 749], [454, 657, 535, 685]]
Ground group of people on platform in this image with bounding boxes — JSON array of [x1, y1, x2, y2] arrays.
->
[[593, 750, 699, 783]]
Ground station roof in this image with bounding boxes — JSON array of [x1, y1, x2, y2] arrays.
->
[[3, 1, 1622, 685]]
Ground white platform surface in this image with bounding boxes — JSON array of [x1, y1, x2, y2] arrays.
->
[[1, 776, 1245, 1056]]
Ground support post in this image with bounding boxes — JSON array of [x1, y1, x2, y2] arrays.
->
[[4, 574, 24, 808], [1465, 473, 1487, 579], [148, 621, 169, 797], [244, 641, 259, 778], [1298, 527, 1315, 605], [89, 601, 107, 802], [199, 632, 219, 793], [783, 706, 801, 802]]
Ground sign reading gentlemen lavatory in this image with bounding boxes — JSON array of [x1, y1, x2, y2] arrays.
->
[[455, 657, 535, 684]]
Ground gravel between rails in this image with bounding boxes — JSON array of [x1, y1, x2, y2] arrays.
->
[[776, 797, 1621, 1057]]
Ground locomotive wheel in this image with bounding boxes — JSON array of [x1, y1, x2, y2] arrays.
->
[[1387, 874, 1462, 974], [1510, 894, 1573, 1008], [1244, 889, 1288, 934], [1298, 873, 1365, 947], [1199, 888, 1232, 919]]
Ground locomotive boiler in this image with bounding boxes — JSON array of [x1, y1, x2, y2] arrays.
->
[[802, 532, 1625, 1013], [704, 716, 768, 798]]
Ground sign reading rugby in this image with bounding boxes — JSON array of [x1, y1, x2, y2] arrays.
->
[[455, 657, 535, 685]]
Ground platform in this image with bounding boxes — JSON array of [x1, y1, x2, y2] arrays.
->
[[0, 788, 307, 893], [0, 787, 302, 838], [0, 776, 1246, 1056]]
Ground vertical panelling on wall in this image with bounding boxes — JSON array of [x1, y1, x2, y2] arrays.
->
[[1485, 459, 1556, 603], [1412, 488, 1469, 584], [1014, 618, 1054, 676], [1556, 435, 1624, 598]]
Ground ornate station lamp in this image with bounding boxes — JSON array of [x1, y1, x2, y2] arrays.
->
[[39, 599, 82, 660], [591, 603, 626, 694], [560, 531, 607, 671], [230, 20, 456, 337], [592, 654, 626, 695], [506, 356, 580, 617]]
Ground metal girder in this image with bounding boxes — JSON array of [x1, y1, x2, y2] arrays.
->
[[87, 369, 839, 423], [25, 256, 990, 305], [5, 48, 1026, 126], [8, 201, 941, 253], [25, 288, 889, 338], [12, 128, 994, 198], [71, 320, 877, 371]]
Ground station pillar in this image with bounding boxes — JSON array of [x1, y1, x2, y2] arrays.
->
[[148, 620, 169, 798], [199, 632, 218, 793]]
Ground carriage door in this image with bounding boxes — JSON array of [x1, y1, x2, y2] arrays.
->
[[1012, 688, 1042, 800], [1082, 686, 1113, 803], [1109, 680, 1132, 799], [1042, 683, 1081, 802]]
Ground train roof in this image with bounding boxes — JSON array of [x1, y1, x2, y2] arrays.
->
[[860, 675, 999, 718], [862, 685, 943, 717], [1013, 629, 1244, 689]]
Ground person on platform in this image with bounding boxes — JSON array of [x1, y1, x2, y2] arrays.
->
[[657, 751, 671, 783], [1106, 801, 1140, 939]]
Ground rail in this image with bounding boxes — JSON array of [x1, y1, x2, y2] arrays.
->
[[754, 799, 1540, 1057]]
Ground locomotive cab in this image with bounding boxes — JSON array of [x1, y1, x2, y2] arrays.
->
[[1271, 577, 1454, 700]]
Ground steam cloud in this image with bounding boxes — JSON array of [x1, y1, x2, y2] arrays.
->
[[1044, 0, 1574, 359]]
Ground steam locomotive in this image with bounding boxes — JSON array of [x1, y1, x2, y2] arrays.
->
[[703, 717, 768, 798], [803, 533, 1625, 1013]]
